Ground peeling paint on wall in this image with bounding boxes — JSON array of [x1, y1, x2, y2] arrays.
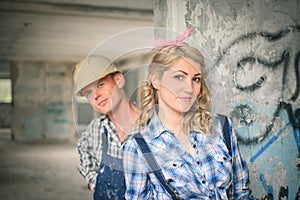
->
[[209, 26, 300, 200], [210, 24, 299, 200], [206, 24, 300, 198]]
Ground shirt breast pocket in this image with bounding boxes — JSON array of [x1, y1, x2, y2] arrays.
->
[[215, 153, 231, 164], [160, 159, 192, 188], [214, 153, 232, 184]]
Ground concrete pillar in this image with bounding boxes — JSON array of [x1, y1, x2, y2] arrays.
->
[[154, 0, 300, 199], [12, 61, 75, 142]]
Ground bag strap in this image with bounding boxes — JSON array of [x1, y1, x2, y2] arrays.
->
[[217, 114, 235, 198], [217, 114, 232, 156], [133, 133, 180, 200]]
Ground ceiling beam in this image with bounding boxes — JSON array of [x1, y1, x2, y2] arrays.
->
[[0, 0, 153, 20]]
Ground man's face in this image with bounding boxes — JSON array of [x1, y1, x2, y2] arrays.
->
[[81, 73, 123, 115]]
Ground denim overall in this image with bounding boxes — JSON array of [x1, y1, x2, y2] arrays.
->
[[93, 128, 126, 200]]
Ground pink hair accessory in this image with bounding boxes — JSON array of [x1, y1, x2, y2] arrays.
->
[[150, 29, 193, 51]]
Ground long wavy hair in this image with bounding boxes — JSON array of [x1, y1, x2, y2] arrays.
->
[[138, 44, 214, 135]]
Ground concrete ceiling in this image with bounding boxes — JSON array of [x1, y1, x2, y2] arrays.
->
[[0, 0, 154, 62]]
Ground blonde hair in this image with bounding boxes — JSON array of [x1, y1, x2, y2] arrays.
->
[[138, 44, 214, 135]]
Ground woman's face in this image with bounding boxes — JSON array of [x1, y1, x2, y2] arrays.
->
[[154, 57, 202, 115]]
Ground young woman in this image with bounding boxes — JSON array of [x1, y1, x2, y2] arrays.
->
[[123, 30, 253, 199]]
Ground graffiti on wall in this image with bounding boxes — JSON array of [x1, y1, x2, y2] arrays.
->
[[45, 67, 73, 139], [212, 25, 300, 199]]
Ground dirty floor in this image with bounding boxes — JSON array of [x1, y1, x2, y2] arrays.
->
[[0, 134, 92, 200]]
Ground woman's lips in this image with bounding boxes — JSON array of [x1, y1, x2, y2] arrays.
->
[[178, 96, 193, 102]]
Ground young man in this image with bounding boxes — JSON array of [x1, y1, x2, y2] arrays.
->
[[73, 55, 139, 199]]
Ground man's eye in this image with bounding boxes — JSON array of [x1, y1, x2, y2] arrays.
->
[[174, 75, 183, 80], [96, 82, 104, 88], [84, 90, 92, 97]]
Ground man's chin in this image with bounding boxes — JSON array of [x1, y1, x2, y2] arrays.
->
[[94, 107, 109, 115]]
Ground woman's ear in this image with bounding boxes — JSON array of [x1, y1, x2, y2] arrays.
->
[[150, 74, 160, 90], [114, 73, 125, 88]]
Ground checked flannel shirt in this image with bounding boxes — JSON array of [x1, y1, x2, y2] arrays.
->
[[77, 115, 123, 190], [123, 114, 252, 200]]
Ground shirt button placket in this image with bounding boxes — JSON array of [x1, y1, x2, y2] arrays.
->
[[207, 183, 215, 199]]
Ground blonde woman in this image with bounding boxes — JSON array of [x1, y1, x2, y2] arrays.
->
[[123, 30, 253, 200]]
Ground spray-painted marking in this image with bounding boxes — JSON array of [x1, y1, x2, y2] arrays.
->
[[293, 128, 300, 153], [260, 174, 274, 198], [250, 122, 290, 163]]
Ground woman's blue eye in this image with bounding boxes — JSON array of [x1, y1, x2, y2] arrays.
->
[[174, 75, 183, 80], [193, 77, 201, 82]]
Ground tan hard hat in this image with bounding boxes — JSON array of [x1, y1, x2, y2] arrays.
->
[[73, 55, 119, 96]]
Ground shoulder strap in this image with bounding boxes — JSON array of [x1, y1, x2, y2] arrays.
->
[[133, 133, 180, 200], [217, 114, 232, 156]]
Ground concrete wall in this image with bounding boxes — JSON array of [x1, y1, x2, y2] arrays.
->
[[154, 0, 299, 199], [12, 61, 76, 141], [0, 104, 12, 128]]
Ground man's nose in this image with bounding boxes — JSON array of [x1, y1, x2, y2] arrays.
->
[[93, 87, 101, 100]]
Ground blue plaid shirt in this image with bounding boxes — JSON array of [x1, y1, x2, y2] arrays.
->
[[123, 114, 252, 200]]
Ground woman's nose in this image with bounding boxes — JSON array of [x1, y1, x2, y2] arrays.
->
[[184, 79, 194, 93]]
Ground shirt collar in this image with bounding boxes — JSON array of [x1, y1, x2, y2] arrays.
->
[[146, 114, 205, 139], [99, 114, 108, 121], [146, 114, 170, 138]]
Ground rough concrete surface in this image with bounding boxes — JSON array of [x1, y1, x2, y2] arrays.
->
[[0, 136, 92, 200]]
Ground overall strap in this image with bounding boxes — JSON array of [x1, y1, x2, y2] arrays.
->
[[217, 114, 232, 156], [100, 127, 123, 169], [133, 133, 180, 200], [101, 127, 108, 153]]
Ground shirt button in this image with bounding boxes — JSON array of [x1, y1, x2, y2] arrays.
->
[[223, 157, 227, 161], [193, 143, 196, 148], [196, 161, 200, 165], [173, 163, 177, 167], [201, 180, 206, 184], [208, 194, 212, 198], [167, 179, 174, 183]]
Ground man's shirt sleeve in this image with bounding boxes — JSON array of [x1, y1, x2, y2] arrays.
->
[[77, 119, 102, 190]]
